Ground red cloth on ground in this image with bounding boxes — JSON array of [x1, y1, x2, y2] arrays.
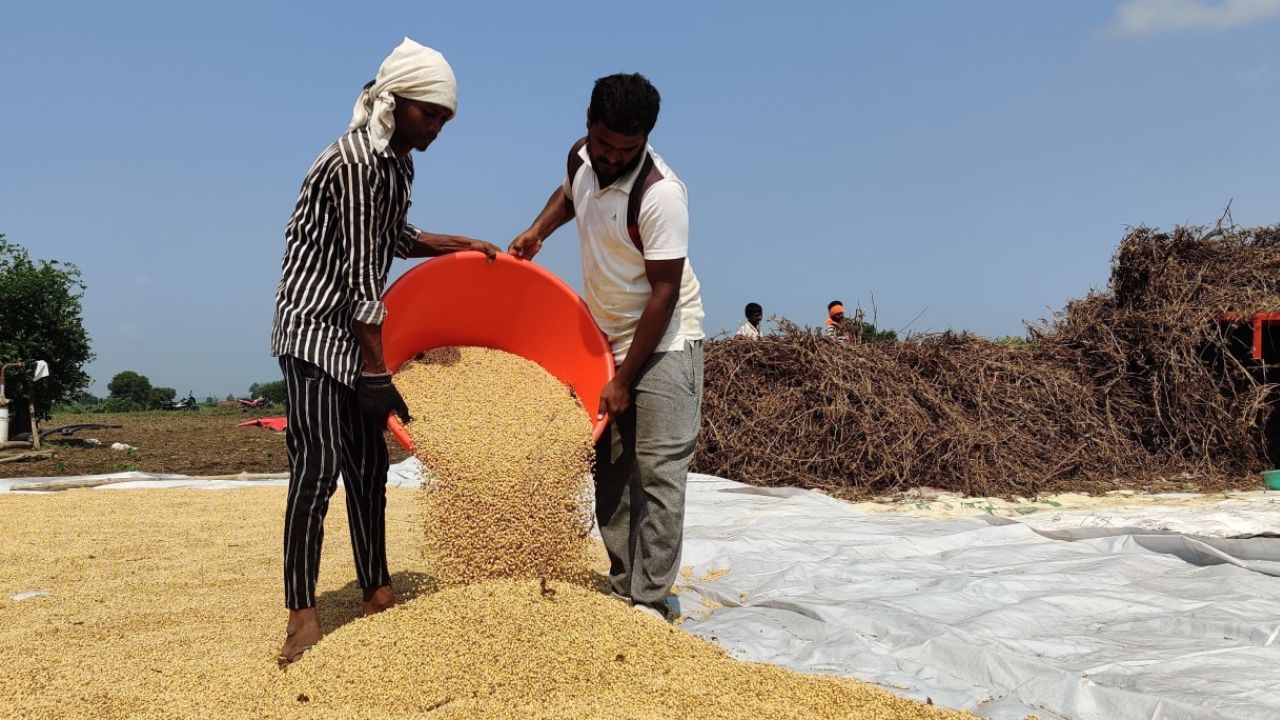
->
[[238, 417, 287, 431]]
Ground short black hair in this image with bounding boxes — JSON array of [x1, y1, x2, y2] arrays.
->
[[588, 73, 661, 136], [828, 300, 843, 310], [745, 302, 762, 317]]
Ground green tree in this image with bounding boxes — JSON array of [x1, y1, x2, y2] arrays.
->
[[149, 386, 176, 409], [250, 379, 287, 405], [107, 370, 153, 409], [0, 235, 94, 419], [71, 390, 100, 405], [870, 326, 898, 343]]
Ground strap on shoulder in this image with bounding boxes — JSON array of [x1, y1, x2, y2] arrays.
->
[[625, 152, 663, 253], [566, 137, 588, 197]]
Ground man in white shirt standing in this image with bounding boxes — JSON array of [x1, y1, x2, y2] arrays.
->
[[509, 73, 703, 621], [737, 302, 763, 339]]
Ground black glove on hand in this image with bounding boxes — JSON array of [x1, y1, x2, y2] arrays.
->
[[357, 372, 411, 426]]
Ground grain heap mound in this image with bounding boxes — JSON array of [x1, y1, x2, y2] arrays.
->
[[277, 580, 976, 719], [394, 346, 595, 585], [0, 484, 978, 719], [373, 348, 975, 718]]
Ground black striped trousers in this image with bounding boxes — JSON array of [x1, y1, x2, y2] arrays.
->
[[279, 354, 391, 610]]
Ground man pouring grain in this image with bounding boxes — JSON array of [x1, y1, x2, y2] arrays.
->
[[271, 38, 499, 665], [509, 73, 704, 621]]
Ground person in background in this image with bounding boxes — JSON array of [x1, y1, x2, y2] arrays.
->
[[736, 302, 763, 339], [270, 38, 499, 666], [825, 300, 853, 342]]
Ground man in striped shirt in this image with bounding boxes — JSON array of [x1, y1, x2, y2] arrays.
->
[[271, 38, 498, 666]]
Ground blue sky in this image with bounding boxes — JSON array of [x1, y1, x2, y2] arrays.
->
[[2, 0, 1277, 398]]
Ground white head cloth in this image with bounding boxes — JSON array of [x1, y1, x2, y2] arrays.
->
[[349, 38, 457, 154]]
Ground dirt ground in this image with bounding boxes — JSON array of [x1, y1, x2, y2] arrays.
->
[[0, 410, 411, 478], [3, 411, 1262, 497]]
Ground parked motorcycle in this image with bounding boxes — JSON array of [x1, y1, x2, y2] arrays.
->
[[164, 392, 200, 411], [236, 396, 273, 412]]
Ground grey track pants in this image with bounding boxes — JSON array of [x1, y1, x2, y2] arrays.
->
[[594, 340, 704, 614]]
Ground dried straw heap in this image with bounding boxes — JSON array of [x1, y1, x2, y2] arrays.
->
[[696, 224, 1280, 497], [1041, 224, 1280, 480]]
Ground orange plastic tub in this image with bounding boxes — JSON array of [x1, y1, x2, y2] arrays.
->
[[381, 251, 614, 447]]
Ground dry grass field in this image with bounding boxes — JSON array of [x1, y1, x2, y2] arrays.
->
[[1, 410, 411, 479]]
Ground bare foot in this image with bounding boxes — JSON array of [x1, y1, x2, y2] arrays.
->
[[278, 608, 322, 667], [362, 584, 400, 616]]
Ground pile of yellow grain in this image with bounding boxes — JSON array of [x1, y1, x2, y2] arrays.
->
[[395, 346, 595, 586], [0, 487, 982, 719], [276, 579, 976, 720], [0, 347, 987, 719]]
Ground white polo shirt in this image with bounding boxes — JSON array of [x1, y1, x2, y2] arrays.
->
[[565, 143, 705, 364]]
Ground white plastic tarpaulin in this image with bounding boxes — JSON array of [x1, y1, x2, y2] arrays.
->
[[0, 460, 421, 492], [3, 464, 1278, 719], [849, 490, 1280, 539], [673, 475, 1280, 720]]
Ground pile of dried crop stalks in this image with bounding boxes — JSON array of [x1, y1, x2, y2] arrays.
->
[[696, 223, 1280, 498]]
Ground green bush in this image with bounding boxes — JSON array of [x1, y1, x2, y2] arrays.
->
[[100, 397, 143, 413], [0, 236, 94, 419], [149, 387, 176, 409], [107, 371, 153, 407], [250, 380, 287, 405], [50, 403, 95, 415], [993, 335, 1038, 348]]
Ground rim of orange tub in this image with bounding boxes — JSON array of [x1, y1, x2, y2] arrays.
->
[[382, 251, 614, 446]]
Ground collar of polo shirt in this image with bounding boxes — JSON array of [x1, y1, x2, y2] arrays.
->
[[591, 145, 652, 196]]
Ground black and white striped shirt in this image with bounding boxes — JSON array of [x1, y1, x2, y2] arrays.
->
[[271, 128, 419, 388]]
